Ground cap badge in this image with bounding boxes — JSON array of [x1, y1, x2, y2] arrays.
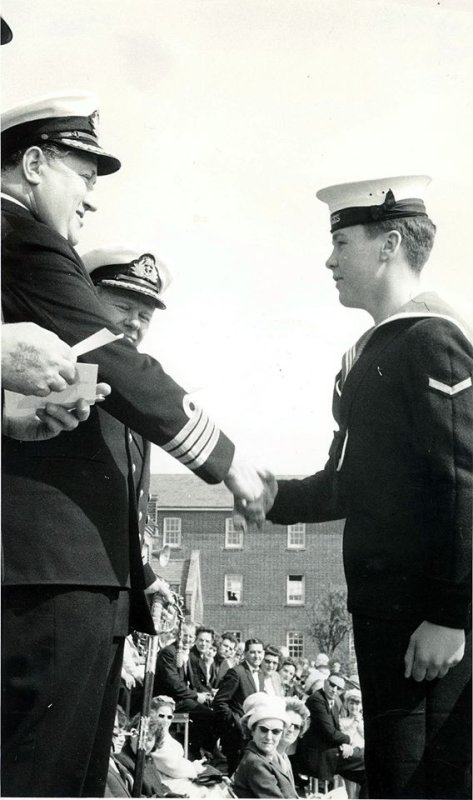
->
[[129, 253, 162, 290], [88, 110, 100, 137]]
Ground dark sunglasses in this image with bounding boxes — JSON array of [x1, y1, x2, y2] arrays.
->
[[257, 725, 283, 736], [329, 680, 342, 689], [157, 712, 174, 720]]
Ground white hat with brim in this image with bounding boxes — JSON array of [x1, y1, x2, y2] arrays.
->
[[316, 175, 431, 233], [242, 692, 271, 715], [82, 244, 171, 310], [242, 698, 290, 731], [344, 689, 362, 702], [1, 91, 120, 176], [327, 674, 345, 690]]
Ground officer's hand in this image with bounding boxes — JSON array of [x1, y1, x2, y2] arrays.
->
[[122, 671, 136, 690], [2, 322, 78, 395], [340, 743, 354, 758], [146, 578, 174, 605], [230, 466, 278, 532], [404, 621, 465, 682], [2, 384, 111, 442]]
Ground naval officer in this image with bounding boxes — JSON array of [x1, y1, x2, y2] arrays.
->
[[1, 92, 268, 797], [83, 243, 175, 600]]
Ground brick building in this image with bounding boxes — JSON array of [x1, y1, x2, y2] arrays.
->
[[148, 473, 351, 662]]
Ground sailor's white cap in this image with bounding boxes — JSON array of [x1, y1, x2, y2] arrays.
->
[[82, 244, 171, 310], [316, 175, 431, 232], [1, 91, 121, 176]]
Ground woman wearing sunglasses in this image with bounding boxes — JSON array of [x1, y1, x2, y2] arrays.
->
[[233, 699, 296, 798], [150, 696, 207, 780], [150, 696, 233, 798]]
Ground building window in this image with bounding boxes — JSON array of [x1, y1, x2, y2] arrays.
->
[[287, 575, 305, 605], [287, 631, 304, 659], [287, 523, 306, 549], [224, 575, 242, 604], [225, 518, 243, 549], [163, 517, 182, 548]]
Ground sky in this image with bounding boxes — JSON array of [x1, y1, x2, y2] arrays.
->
[[2, 0, 472, 476]]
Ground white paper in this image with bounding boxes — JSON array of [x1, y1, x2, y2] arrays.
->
[[71, 329, 123, 357], [4, 363, 99, 419]]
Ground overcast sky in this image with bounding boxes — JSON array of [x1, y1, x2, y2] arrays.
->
[[3, 0, 472, 475]]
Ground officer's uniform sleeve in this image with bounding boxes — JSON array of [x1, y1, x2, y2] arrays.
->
[[403, 318, 472, 629], [1, 224, 234, 483]]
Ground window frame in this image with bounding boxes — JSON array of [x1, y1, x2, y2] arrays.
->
[[224, 574, 243, 605], [287, 523, 306, 550], [224, 518, 244, 549], [162, 517, 182, 548], [287, 630, 304, 659], [287, 574, 305, 606]]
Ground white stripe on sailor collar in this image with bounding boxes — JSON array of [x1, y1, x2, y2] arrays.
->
[[375, 311, 470, 342], [1, 191, 29, 211]]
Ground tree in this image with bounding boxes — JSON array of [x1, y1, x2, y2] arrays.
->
[[305, 583, 353, 658]]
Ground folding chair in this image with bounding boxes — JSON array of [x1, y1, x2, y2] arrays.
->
[[171, 712, 190, 758]]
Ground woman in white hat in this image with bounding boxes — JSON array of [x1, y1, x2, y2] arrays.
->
[[232, 699, 296, 798]]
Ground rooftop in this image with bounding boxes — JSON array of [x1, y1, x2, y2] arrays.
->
[[149, 473, 304, 509]]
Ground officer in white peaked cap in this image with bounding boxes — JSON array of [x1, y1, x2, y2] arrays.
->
[[2, 92, 268, 797], [257, 175, 472, 799], [2, 91, 121, 175]]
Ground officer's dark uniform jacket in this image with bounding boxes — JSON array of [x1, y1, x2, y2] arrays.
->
[[269, 293, 472, 630], [1, 198, 234, 632]]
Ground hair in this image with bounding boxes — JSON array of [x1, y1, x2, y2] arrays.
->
[[221, 632, 238, 646], [244, 637, 264, 652], [195, 626, 215, 640], [181, 620, 196, 633], [151, 695, 176, 713], [284, 697, 311, 736], [264, 645, 280, 659], [363, 216, 436, 273], [1, 142, 72, 172], [279, 658, 297, 672]]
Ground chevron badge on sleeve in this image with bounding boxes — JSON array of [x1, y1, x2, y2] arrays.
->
[[428, 376, 472, 396]]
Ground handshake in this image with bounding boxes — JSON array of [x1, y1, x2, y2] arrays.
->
[[223, 450, 278, 530]]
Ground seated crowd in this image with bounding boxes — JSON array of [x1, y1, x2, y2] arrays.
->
[[109, 622, 365, 798]]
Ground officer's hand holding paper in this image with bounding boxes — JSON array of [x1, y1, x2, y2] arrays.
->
[[3, 328, 119, 440], [2, 321, 78, 395]]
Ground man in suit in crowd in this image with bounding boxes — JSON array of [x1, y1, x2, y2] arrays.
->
[[243, 175, 472, 799], [188, 627, 217, 694], [213, 637, 265, 774], [1, 93, 268, 797], [261, 645, 284, 696], [299, 674, 365, 793], [154, 621, 215, 757], [213, 632, 238, 687]]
